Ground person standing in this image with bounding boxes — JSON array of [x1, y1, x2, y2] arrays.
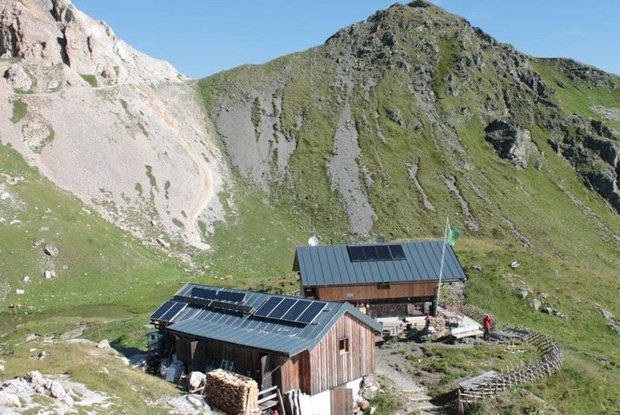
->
[[483, 314, 493, 341]]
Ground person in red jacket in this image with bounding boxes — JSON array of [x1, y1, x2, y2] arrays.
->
[[483, 314, 493, 340]]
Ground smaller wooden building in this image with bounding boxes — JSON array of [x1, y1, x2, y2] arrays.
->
[[294, 240, 467, 317], [151, 283, 381, 413]]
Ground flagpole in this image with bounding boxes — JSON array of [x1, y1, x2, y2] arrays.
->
[[434, 216, 449, 316]]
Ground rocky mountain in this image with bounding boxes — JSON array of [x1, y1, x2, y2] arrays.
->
[[0, 0, 230, 250], [203, 1, 620, 256]]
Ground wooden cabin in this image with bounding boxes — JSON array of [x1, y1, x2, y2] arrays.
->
[[151, 283, 381, 413], [294, 240, 467, 317]]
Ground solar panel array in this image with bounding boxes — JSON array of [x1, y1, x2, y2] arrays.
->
[[151, 300, 187, 323], [253, 297, 327, 324], [190, 286, 246, 303], [209, 300, 255, 314], [347, 244, 406, 263]]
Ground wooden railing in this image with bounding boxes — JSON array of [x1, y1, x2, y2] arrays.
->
[[454, 308, 563, 414], [257, 385, 286, 415]]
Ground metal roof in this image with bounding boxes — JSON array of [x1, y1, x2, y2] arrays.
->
[[295, 240, 467, 287], [152, 283, 382, 357]]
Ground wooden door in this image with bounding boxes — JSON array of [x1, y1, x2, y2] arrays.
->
[[330, 388, 353, 415]]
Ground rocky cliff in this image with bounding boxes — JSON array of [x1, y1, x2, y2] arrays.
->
[[0, 0, 229, 249]]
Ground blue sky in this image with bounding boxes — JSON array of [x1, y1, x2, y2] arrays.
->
[[72, 0, 620, 79]]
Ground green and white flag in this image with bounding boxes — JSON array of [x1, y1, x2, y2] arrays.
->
[[447, 224, 461, 247]]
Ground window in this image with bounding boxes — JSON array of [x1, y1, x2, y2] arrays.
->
[[377, 282, 390, 290], [339, 338, 349, 354]]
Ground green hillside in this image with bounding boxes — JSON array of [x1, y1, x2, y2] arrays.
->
[[199, 2, 620, 413]]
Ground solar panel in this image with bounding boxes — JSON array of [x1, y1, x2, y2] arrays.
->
[[159, 301, 187, 323], [389, 245, 406, 260], [151, 300, 176, 320], [173, 295, 211, 307], [347, 246, 364, 262], [348, 244, 408, 262], [282, 299, 312, 321], [375, 245, 391, 260], [254, 297, 283, 318], [269, 298, 297, 319], [216, 290, 246, 303], [208, 301, 254, 314], [191, 287, 218, 300], [363, 246, 379, 261], [297, 302, 326, 324]]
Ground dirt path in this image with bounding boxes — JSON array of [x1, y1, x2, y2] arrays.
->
[[376, 342, 444, 414]]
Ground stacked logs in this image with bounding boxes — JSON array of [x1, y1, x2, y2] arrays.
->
[[204, 369, 260, 415]]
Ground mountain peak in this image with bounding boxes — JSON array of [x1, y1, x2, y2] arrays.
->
[[0, 0, 183, 84]]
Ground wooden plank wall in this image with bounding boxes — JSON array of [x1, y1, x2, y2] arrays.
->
[[307, 314, 375, 395], [315, 281, 437, 302], [331, 388, 354, 415], [279, 353, 304, 393]]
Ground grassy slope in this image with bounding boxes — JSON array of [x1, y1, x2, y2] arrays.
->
[[0, 143, 189, 316], [0, 133, 310, 412]]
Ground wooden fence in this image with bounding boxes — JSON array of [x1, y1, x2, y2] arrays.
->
[[454, 305, 564, 414]]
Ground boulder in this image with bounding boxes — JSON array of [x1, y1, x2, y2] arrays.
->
[[15, 288, 25, 295], [517, 288, 529, 299], [97, 339, 111, 349], [24, 371, 45, 386], [4, 64, 32, 91], [386, 108, 404, 125], [359, 374, 380, 400], [43, 244, 58, 257], [484, 120, 532, 168], [0, 391, 21, 408], [156, 237, 170, 249], [529, 298, 542, 311], [186, 393, 210, 410]]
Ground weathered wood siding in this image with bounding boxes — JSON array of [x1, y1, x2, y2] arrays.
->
[[172, 313, 376, 396], [314, 281, 437, 302], [307, 313, 375, 395], [279, 353, 303, 393]]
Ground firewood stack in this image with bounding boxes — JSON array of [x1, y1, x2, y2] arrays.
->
[[428, 315, 447, 337], [204, 369, 260, 415]]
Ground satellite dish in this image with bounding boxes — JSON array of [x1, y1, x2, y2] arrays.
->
[[308, 235, 319, 246]]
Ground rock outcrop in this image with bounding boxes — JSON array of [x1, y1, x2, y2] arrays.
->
[[484, 120, 532, 168], [0, 0, 229, 249], [552, 115, 620, 213]]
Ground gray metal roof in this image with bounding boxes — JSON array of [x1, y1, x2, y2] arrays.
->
[[152, 283, 382, 357], [295, 240, 466, 287]]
